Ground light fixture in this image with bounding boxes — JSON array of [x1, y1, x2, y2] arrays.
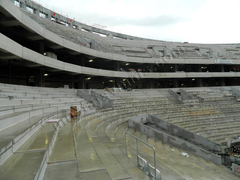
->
[[192, 79, 195, 81], [44, 73, 48, 76], [86, 77, 91, 80], [89, 59, 93, 62], [43, 52, 47, 56], [170, 67, 173, 69], [181, 84, 184, 86], [126, 63, 129, 66], [109, 80, 114, 82], [123, 79, 126, 81]]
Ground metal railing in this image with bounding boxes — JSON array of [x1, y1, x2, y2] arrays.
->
[[125, 132, 157, 180]]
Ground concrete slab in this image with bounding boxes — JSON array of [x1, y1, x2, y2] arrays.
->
[[0, 151, 45, 180]]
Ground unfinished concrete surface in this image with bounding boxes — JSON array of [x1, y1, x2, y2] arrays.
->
[[0, 85, 240, 179]]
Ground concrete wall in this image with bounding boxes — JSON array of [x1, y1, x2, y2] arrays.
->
[[168, 89, 182, 103], [148, 114, 222, 152], [179, 89, 196, 100], [129, 114, 222, 164]]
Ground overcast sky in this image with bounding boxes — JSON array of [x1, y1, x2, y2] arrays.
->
[[38, 0, 240, 44]]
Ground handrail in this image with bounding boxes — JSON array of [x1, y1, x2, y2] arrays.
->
[[125, 132, 157, 180]]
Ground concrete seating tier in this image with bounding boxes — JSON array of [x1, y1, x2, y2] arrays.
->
[[0, 113, 70, 180], [106, 88, 240, 153], [121, 130, 239, 179], [0, 83, 94, 168], [58, 93, 238, 179], [1, 86, 240, 179]]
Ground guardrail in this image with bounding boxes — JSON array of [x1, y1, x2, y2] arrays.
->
[[124, 132, 160, 180]]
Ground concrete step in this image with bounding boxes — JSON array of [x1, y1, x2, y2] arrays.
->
[[48, 123, 76, 163], [0, 151, 46, 180]]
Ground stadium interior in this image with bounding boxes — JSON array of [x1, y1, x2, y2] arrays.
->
[[0, 0, 240, 179]]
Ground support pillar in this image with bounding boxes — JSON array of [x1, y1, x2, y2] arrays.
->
[[39, 42, 44, 54], [78, 75, 86, 89], [198, 79, 203, 87], [114, 62, 120, 87], [173, 79, 178, 88], [198, 65, 202, 72], [40, 67, 45, 87], [220, 65, 225, 86], [8, 60, 11, 84], [142, 79, 147, 89], [221, 65, 224, 72], [34, 9, 40, 16], [221, 78, 226, 86], [174, 64, 178, 72], [19, 0, 26, 9], [46, 13, 51, 20], [150, 79, 154, 88], [34, 68, 45, 87], [68, 22, 73, 28]]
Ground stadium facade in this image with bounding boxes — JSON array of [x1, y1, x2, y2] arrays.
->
[[0, 0, 240, 89]]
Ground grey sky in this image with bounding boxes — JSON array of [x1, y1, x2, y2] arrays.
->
[[38, 0, 240, 43]]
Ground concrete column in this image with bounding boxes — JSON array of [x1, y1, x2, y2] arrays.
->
[[221, 78, 226, 86], [174, 64, 178, 72], [8, 60, 11, 84], [81, 56, 86, 66], [149, 64, 154, 72], [34, 9, 40, 16], [114, 62, 120, 71], [163, 65, 167, 72], [71, 76, 74, 89], [142, 79, 147, 89], [40, 68, 45, 87], [221, 65, 224, 72], [150, 79, 154, 88], [68, 22, 73, 28], [198, 79, 203, 87], [187, 65, 192, 72], [19, 0, 26, 9], [198, 65, 202, 72], [114, 62, 120, 87], [173, 79, 178, 88], [34, 68, 45, 87], [39, 42, 44, 54], [46, 13, 51, 20], [78, 75, 86, 89]]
